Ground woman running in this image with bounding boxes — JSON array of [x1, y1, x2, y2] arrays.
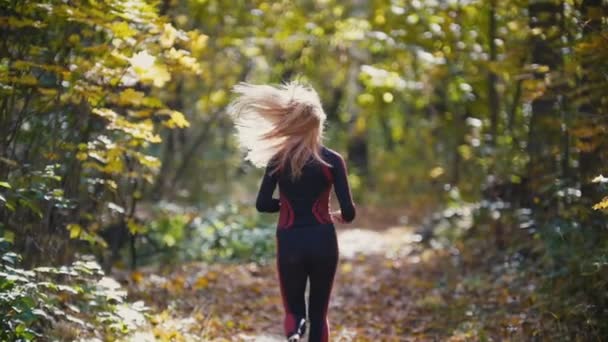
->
[[228, 80, 356, 342]]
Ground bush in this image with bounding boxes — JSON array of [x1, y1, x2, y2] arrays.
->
[[187, 202, 276, 263], [131, 201, 276, 266], [0, 238, 148, 341]]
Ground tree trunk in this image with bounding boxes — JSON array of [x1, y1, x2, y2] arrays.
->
[[526, 0, 563, 208], [577, 0, 604, 204], [344, 1, 370, 177], [488, 0, 499, 151]]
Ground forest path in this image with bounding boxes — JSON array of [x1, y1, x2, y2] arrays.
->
[[124, 225, 534, 341]]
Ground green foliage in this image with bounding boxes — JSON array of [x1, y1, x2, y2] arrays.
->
[[1, 0, 608, 338], [135, 202, 275, 265], [189, 202, 275, 263], [0, 238, 147, 341], [0, 0, 200, 264]]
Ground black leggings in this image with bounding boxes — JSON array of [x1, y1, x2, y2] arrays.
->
[[276, 223, 339, 342]]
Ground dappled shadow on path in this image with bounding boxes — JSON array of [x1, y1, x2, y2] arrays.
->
[[123, 225, 538, 341]]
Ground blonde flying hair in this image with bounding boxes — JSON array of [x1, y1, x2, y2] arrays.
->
[[227, 80, 331, 180]]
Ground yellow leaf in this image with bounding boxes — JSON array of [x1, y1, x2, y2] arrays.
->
[[458, 145, 473, 161], [160, 23, 178, 48], [382, 92, 393, 103], [131, 271, 144, 284], [592, 197, 608, 210], [194, 276, 209, 289], [105, 148, 125, 174], [19, 74, 38, 86], [147, 64, 171, 87], [106, 180, 118, 190], [209, 90, 226, 105], [357, 93, 375, 106], [130, 50, 156, 70], [355, 116, 366, 134], [130, 51, 171, 87], [67, 224, 82, 239], [127, 219, 146, 234], [429, 166, 444, 178], [110, 21, 136, 39], [93, 108, 162, 143], [163, 110, 190, 129], [118, 88, 146, 106], [38, 88, 58, 96], [190, 32, 209, 53], [76, 152, 88, 161]]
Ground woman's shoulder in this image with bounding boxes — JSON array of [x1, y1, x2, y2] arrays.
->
[[320, 145, 344, 163]]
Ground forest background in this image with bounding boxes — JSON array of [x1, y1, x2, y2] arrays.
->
[[1, 0, 607, 340]]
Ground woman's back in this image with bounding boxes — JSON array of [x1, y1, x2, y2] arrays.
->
[[256, 146, 356, 229]]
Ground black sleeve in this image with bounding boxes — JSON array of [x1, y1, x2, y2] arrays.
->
[[255, 163, 280, 213], [330, 153, 356, 222]]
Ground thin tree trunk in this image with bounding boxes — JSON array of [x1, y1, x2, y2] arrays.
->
[[577, 0, 604, 202], [345, 0, 370, 178], [526, 0, 563, 210], [488, 0, 500, 151]]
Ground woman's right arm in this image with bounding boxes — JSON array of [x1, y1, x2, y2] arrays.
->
[[330, 153, 356, 223]]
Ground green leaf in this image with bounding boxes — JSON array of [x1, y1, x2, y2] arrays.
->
[[18, 199, 42, 218], [2, 252, 21, 265]]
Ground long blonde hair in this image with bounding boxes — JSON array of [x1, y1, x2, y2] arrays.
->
[[227, 80, 330, 180]]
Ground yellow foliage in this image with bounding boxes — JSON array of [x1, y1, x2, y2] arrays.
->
[[131, 271, 144, 284], [162, 110, 190, 129], [134, 153, 161, 169], [458, 145, 473, 160], [18, 74, 38, 86], [38, 88, 58, 96], [429, 166, 444, 178], [143, 64, 171, 88], [118, 89, 146, 106], [0, 16, 46, 29], [571, 125, 603, 138], [592, 197, 608, 211], [355, 116, 366, 134], [194, 276, 210, 289], [576, 140, 601, 152], [189, 31, 209, 54], [160, 23, 178, 48], [357, 93, 375, 106], [166, 48, 201, 74], [109, 21, 136, 39], [209, 90, 227, 105], [93, 108, 162, 143], [341, 262, 353, 273], [129, 50, 171, 87], [66, 223, 82, 239], [127, 219, 146, 235], [382, 92, 394, 103], [105, 147, 125, 174]]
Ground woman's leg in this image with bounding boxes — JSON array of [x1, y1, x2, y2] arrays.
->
[[306, 227, 339, 342], [276, 233, 308, 338]]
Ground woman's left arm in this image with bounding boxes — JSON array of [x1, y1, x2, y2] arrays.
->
[[255, 164, 280, 213]]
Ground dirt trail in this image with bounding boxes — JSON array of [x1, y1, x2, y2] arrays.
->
[[124, 225, 533, 341]]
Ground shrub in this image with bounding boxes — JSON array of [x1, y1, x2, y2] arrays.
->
[[0, 238, 148, 341]]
